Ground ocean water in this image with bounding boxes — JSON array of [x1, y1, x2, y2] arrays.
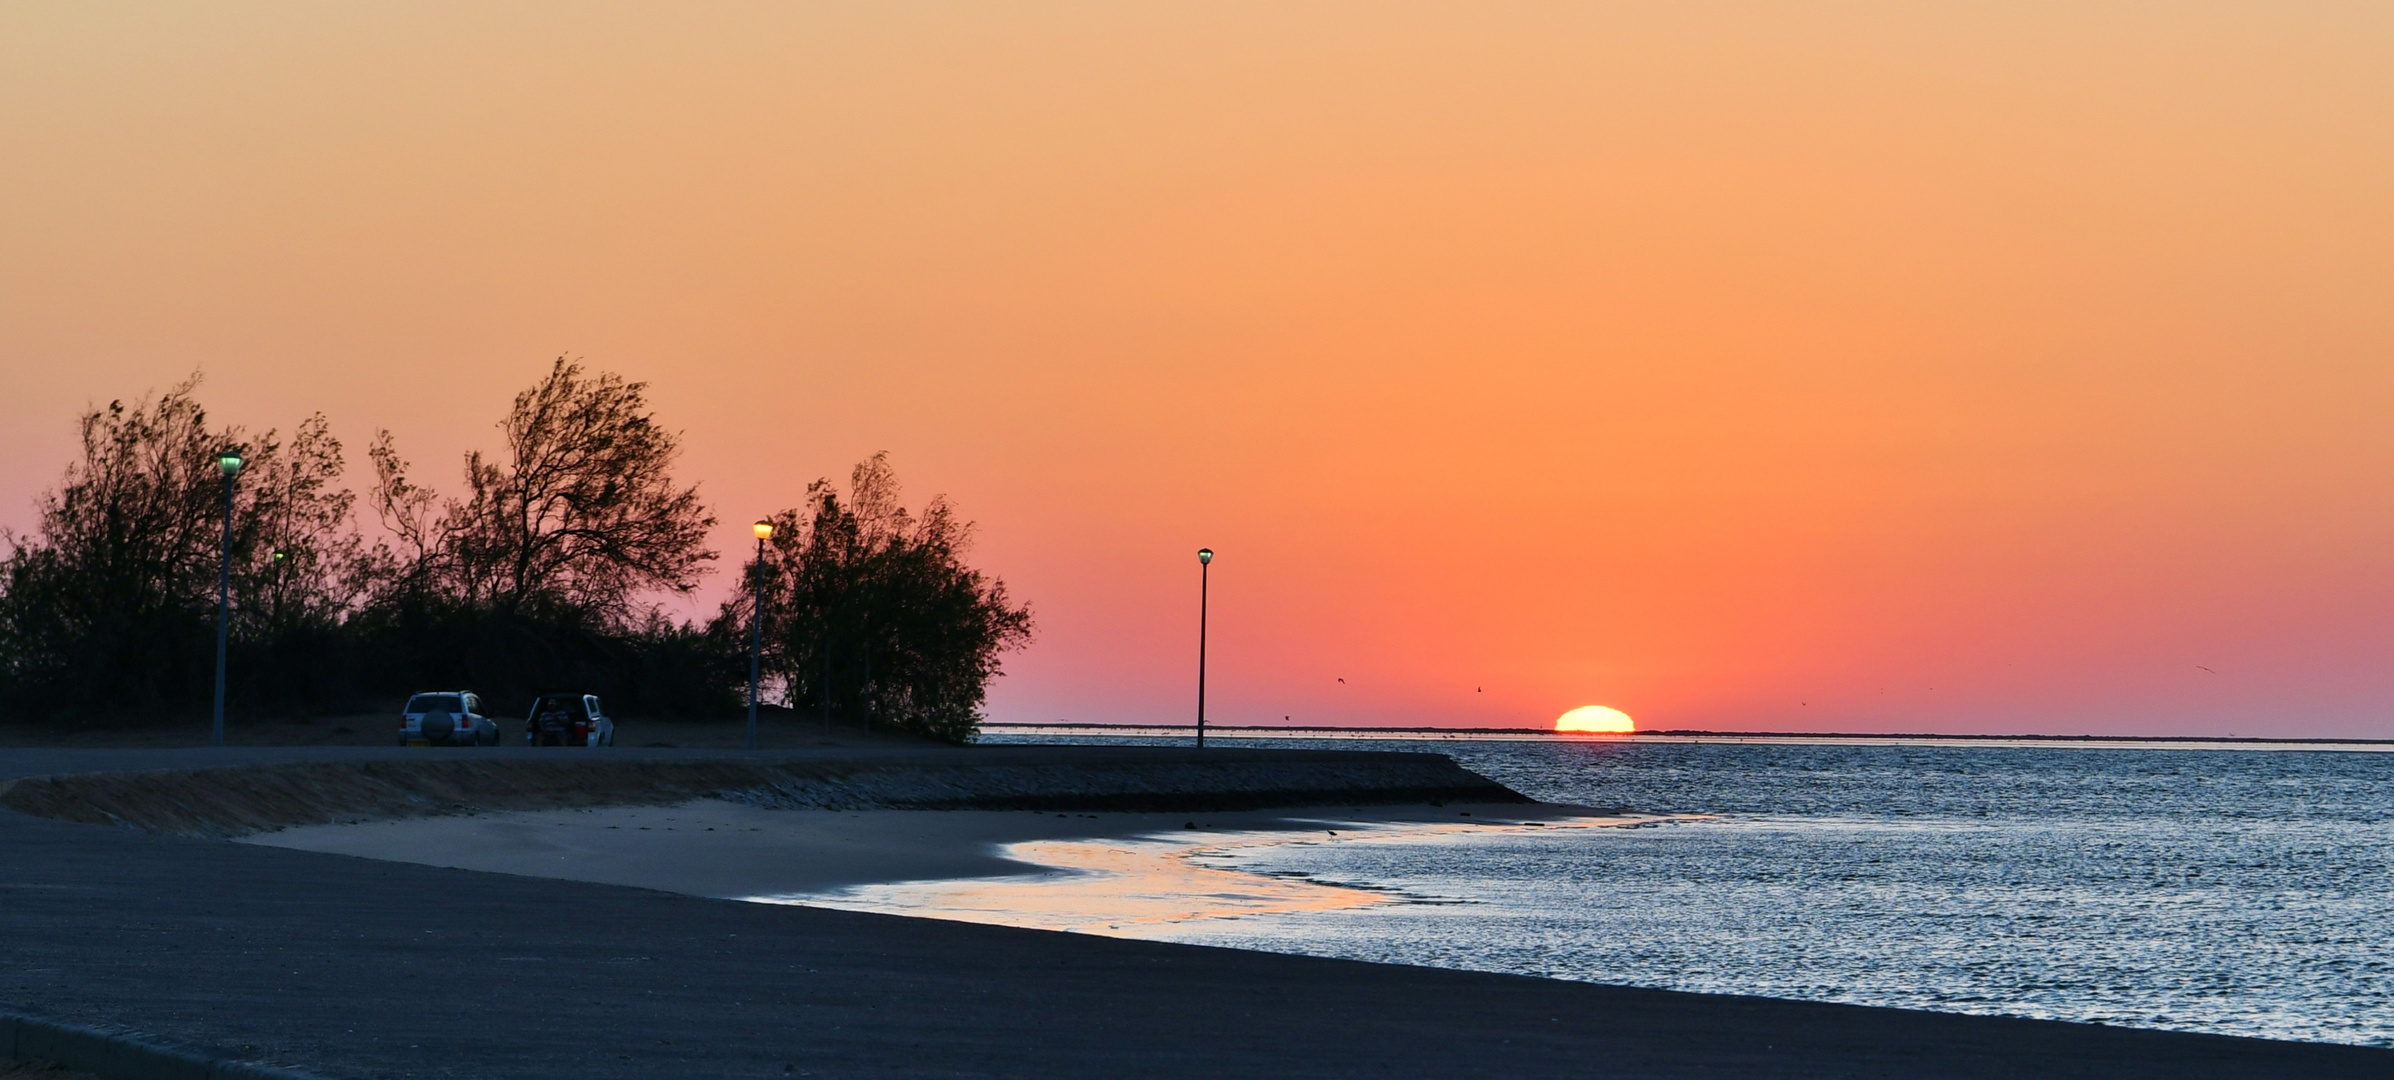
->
[[981, 734, 2394, 1046]]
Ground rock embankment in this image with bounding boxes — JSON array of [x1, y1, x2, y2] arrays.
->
[[0, 747, 1528, 836]]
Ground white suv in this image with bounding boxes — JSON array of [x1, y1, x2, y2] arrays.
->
[[525, 692, 615, 747], [401, 691, 499, 746]]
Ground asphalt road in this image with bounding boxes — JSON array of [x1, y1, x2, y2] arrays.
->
[[1, 748, 2387, 1079], [0, 743, 983, 783]]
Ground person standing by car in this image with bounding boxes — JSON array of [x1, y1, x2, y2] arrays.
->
[[533, 702, 567, 746]]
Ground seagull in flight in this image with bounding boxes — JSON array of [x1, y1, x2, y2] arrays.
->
[[2197, 665, 2216, 673]]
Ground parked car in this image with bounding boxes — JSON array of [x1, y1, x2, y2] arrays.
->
[[525, 692, 615, 747], [401, 691, 499, 746]]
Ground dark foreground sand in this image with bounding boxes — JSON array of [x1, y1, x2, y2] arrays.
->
[[1, 747, 2387, 1079], [0, 1063, 101, 1079]]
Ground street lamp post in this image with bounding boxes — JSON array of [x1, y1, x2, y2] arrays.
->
[[267, 550, 285, 626], [748, 520, 774, 751], [212, 450, 244, 748], [1196, 548, 1213, 748]]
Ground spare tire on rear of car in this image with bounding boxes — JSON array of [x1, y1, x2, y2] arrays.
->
[[419, 710, 455, 744]]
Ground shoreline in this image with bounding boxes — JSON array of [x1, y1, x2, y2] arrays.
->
[[211, 789, 2394, 1054], [0, 744, 1530, 836], [988, 726, 2394, 752], [242, 799, 1632, 917], [0, 745, 2388, 1077], [238, 799, 1608, 909]]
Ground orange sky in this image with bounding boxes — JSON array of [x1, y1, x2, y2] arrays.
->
[[4, 3, 2391, 736]]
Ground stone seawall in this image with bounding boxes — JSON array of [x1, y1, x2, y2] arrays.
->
[[0, 747, 1529, 836]]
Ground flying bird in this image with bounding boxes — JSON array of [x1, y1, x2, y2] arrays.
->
[[2197, 665, 2216, 673], [1336, 678, 1345, 684]]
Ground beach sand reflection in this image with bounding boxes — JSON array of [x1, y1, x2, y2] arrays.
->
[[748, 816, 1644, 935], [247, 800, 1646, 937]]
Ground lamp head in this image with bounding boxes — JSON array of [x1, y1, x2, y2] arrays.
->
[[1197, 548, 1213, 565], [271, 550, 286, 562], [753, 520, 775, 540], [216, 451, 244, 477]]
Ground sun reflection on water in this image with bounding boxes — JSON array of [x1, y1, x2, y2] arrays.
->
[[746, 816, 1649, 936]]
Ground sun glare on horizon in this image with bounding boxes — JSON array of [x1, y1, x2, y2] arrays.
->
[[1555, 705, 1635, 734]]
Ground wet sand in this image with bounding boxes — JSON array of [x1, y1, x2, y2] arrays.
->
[[6, 747, 2392, 1077], [242, 799, 1612, 910]]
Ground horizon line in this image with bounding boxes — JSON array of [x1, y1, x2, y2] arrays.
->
[[981, 722, 2394, 746]]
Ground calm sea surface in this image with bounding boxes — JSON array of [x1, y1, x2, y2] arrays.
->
[[985, 734, 2394, 1046]]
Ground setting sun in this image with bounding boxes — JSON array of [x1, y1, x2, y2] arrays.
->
[[1554, 706, 1635, 734]]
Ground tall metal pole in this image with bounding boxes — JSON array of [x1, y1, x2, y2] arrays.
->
[[212, 466, 233, 748], [1196, 548, 1212, 748], [747, 533, 766, 751]]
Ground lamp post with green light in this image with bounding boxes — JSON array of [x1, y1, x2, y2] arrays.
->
[[212, 450, 243, 747]]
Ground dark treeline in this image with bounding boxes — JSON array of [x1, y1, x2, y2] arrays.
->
[[728, 454, 1034, 744], [0, 360, 1031, 741]]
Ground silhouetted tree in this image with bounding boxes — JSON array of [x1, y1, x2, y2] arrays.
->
[[730, 454, 1032, 742], [240, 413, 363, 636], [357, 428, 443, 611], [365, 357, 715, 625], [349, 358, 730, 714], [0, 377, 359, 718], [226, 413, 365, 713], [0, 366, 1029, 730]]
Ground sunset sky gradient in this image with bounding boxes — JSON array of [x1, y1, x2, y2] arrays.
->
[[4, 3, 2391, 735]]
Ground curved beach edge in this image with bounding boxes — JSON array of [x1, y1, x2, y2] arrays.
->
[[0, 747, 1533, 837]]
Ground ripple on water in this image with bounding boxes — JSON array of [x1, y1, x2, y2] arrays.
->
[[971, 736, 2394, 1047]]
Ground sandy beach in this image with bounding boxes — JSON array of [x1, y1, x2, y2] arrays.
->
[[242, 799, 1630, 933], [4, 746, 2390, 1078]]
